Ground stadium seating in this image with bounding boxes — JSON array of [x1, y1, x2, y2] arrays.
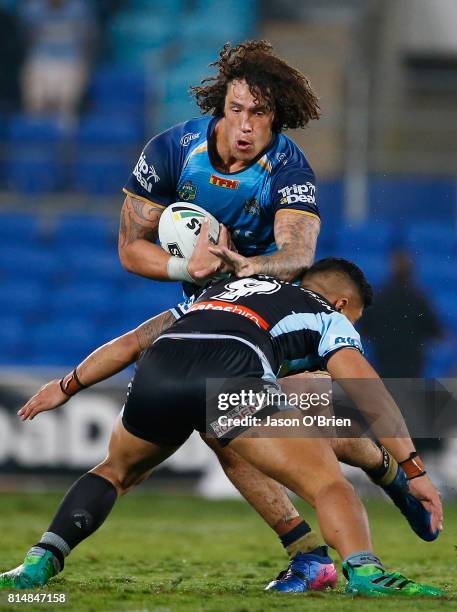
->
[[6, 116, 69, 194]]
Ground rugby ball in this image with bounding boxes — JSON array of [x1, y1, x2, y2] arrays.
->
[[158, 202, 220, 259]]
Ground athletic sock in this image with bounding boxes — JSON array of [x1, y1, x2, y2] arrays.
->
[[37, 472, 117, 570], [278, 520, 324, 558], [343, 551, 384, 577], [365, 445, 398, 486]]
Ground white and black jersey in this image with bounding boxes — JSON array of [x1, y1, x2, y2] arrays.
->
[[167, 275, 363, 376]]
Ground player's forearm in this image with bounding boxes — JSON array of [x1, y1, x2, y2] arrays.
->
[[73, 310, 177, 389], [249, 245, 311, 282], [75, 332, 141, 388], [118, 239, 172, 280], [254, 212, 319, 281], [327, 349, 416, 463]]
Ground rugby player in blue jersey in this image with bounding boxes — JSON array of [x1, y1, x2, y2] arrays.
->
[[116, 40, 439, 591], [2, 259, 443, 596]]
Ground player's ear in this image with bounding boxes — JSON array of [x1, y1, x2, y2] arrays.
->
[[334, 297, 348, 313]]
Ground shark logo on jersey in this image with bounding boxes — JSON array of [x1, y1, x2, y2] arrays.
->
[[213, 278, 281, 303], [133, 153, 160, 193], [278, 182, 316, 206]]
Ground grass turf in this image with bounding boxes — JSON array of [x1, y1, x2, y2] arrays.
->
[[0, 491, 455, 611]]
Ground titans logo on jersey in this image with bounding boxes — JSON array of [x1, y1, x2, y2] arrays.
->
[[123, 116, 320, 257]]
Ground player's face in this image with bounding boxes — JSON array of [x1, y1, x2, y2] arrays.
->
[[222, 79, 274, 163]]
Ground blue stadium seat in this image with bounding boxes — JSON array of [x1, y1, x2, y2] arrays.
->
[[0, 213, 43, 243], [0, 315, 27, 362], [317, 180, 344, 230], [30, 317, 98, 366], [0, 280, 46, 317], [7, 115, 68, 194], [425, 336, 457, 378], [8, 115, 67, 144], [57, 248, 124, 283], [108, 13, 176, 65], [52, 214, 116, 248], [7, 150, 64, 194], [88, 67, 147, 114], [78, 114, 142, 146], [335, 221, 393, 254], [49, 281, 119, 318], [433, 291, 457, 334], [120, 279, 183, 320], [405, 221, 457, 255], [417, 257, 457, 290], [0, 246, 64, 283], [73, 150, 132, 195], [369, 178, 456, 224]]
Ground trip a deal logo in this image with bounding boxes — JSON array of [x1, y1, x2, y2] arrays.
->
[[209, 174, 240, 189]]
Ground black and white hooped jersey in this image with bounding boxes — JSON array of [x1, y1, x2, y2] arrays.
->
[[168, 275, 363, 376]]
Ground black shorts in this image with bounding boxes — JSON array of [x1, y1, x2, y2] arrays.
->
[[121, 334, 279, 447]]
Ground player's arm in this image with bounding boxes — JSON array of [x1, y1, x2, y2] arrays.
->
[[119, 194, 229, 283], [118, 194, 172, 280], [17, 310, 177, 421], [207, 210, 319, 282], [327, 347, 443, 532]]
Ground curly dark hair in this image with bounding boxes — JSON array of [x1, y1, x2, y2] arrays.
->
[[191, 40, 321, 132], [306, 258, 374, 308]]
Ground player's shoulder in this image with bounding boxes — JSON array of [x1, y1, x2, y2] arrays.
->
[[267, 132, 314, 178], [143, 116, 211, 154]]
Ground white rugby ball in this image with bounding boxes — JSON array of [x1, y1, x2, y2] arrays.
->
[[158, 202, 220, 259]]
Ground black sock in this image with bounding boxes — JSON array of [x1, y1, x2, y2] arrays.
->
[[365, 445, 398, 486], [279, 521, 326, 558], [39, 473, 117, 558]]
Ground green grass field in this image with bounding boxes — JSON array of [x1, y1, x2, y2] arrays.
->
[[0, 491, 455, 611]]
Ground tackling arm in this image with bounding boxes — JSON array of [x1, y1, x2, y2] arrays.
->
[[327, 347, 443, 532], [17, 310, 177, 421]]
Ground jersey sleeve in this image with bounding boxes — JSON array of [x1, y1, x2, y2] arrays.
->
[[123, 127, 182, 209], [271, 164, 319, 220], [318, 312, 363, 365]]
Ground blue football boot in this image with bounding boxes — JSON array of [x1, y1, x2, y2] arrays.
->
[[382, 465, 439, 541], [265, 550, 337, 593]]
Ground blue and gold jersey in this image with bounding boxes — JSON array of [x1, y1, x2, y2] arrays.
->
[[123, 116, 319, 258]]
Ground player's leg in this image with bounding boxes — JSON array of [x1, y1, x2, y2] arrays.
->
[[202, 433, 335, 592], [0, 417, 180, 590], [229, 431, 442, 596], [333, 435, 439, 541], [287, 373, 438, 541]]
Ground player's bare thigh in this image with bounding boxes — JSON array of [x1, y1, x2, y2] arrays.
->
[[91, 415, 179, 495]]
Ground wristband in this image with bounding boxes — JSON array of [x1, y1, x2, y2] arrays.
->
[[59, 368, 87, 397], [167, 256, 193, 282], [399, 452, 426, 480]]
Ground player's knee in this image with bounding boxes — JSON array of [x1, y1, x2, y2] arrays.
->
[[315, 478, 356, 506], [93, 461, 145, 496]]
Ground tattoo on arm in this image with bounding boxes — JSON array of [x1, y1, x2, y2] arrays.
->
[[119, 196, 162, 248], [134, 310, 177, 351], [250, 212, 320, 280]]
